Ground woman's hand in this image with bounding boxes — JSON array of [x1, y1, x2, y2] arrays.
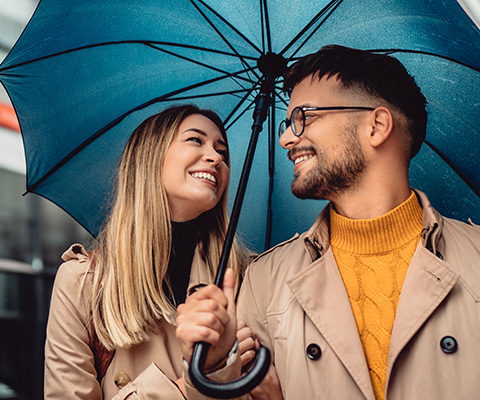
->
[[176, 268, 237, 371]]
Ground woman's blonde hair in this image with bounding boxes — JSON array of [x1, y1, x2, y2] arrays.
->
[[90, 105, 249, 350]]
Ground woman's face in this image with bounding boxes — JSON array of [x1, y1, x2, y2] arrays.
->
[[163, 113, 230, 222]]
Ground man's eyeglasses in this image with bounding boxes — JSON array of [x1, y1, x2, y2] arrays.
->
[[278, 106, 375, 137]]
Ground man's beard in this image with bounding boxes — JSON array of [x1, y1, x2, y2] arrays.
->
[[291, 121, 366, 200]]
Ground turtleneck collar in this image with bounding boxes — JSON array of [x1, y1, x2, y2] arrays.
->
[[329, 191, 423, 255], [171, 218, 201, 257], [166, 217, 203, 306]]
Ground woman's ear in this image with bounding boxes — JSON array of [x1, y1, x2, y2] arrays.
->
[[368, 107, 393, 148]]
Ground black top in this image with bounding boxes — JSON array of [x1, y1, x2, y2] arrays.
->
[[165, 218, 201, 306]]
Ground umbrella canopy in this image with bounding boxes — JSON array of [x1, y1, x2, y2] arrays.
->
[[0, 0, 479, 254]]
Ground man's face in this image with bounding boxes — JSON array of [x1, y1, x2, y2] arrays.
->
[[279, 75, 367, 201]]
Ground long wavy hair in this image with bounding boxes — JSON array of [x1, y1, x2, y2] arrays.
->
[[90, 105, 249, 350]]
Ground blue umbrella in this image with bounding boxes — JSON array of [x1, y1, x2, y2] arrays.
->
[[0, 0, 479, 254], [1, 0, 480, 396]]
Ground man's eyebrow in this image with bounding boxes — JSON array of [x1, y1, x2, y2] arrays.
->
[[298, 103, 315, 109], [286, 103, 315, 116]]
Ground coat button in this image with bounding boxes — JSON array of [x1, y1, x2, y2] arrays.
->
[[440, 336, 458, 354], [306, 343, 322, 360], [114, 371, 131, 388]]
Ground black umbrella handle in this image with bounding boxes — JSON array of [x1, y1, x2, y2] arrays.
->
[[189, 72, 278, 398], [188, 341, 271, 399]]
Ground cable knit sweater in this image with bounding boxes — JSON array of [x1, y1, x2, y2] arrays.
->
[[329, 191, 423, 399]]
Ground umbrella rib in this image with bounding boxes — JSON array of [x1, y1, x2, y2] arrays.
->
[[370, 49, 480, 72], [165, 88, 250, 101], [424, 140, 480, 198], [261, 0, 272, 53], [147, 43, 256, 85], [191, 0, 263, 56], [280, 0, 343, 58], [26, 73, 248, 193], [225, 96, 258, 130], [0, 41, 256, 72], [189, 0, 262, 83], [260, 0, 266, 54], [274, 89, 289, 109], [148, 43, 257, 92], [224, 86, 258, 127], [287, 1, 343, 61]]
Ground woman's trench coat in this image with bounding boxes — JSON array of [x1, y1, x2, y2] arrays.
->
[[44, 245, 240, 400], [236, 190, 480, 399]]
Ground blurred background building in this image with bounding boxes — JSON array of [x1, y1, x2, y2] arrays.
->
[[0, 0, 479, 399], [0, 1, 90, 398]]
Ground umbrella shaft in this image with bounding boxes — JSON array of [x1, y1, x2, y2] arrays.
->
[[214, 77, 274, 287]]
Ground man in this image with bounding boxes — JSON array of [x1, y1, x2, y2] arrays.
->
[[177, 45, 480, 399]]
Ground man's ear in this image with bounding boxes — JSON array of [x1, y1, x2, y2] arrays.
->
[[368, 107, 393, 148]]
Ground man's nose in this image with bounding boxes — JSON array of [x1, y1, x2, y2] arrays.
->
[[279, 126, 301, 149]]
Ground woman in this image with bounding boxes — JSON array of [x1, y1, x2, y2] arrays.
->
[[44, 105, 251, 399]]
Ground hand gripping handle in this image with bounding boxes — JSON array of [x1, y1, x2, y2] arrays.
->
[[188, 341, 271, 398]]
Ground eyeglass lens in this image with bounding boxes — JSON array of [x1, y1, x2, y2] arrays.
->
[[278, 107, 304, 137]]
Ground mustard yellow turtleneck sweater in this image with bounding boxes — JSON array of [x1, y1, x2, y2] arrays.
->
[[329, 191, 423, 400]]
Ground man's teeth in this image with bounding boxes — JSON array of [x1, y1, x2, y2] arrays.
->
[[192, 172, 216, 184], [294, 155, 313, 165]]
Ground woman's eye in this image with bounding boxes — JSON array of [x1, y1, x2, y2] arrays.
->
[[186, 136, 202, 144]]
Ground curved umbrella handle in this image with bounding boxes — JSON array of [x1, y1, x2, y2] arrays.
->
[[188, 341, 271, 399]]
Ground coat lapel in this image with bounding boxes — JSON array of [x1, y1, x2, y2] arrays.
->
[[388, 246, 459, 378], [287, 249, 376, 400]]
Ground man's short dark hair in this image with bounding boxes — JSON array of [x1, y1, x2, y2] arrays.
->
[[283, 45, 427, 158]]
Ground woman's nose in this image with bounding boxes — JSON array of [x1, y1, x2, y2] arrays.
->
[[203, 147, 223, 165], [279, 126, 301, 149]]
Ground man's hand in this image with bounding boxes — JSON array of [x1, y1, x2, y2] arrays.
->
[[237, 319, 256, 370], [237, 319, 283, 400], [248, 364, 283, 400], [176, 268, 237, 370]]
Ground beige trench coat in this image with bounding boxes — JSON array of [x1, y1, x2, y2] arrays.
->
[[44, 245, 240, 399], [237, 190, 480, 399]]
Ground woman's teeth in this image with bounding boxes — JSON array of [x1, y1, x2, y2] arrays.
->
[[192, 172, 216, 184]]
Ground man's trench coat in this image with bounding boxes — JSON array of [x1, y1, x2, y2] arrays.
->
[[237, 190, 480, 399]]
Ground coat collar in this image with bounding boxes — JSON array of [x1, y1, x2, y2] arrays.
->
[[302, 189, 445, 256]]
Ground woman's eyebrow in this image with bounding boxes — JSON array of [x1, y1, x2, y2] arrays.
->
[[181, 128, 207, 136]]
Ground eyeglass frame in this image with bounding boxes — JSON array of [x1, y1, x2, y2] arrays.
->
[[278, 106, 376, 137]]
